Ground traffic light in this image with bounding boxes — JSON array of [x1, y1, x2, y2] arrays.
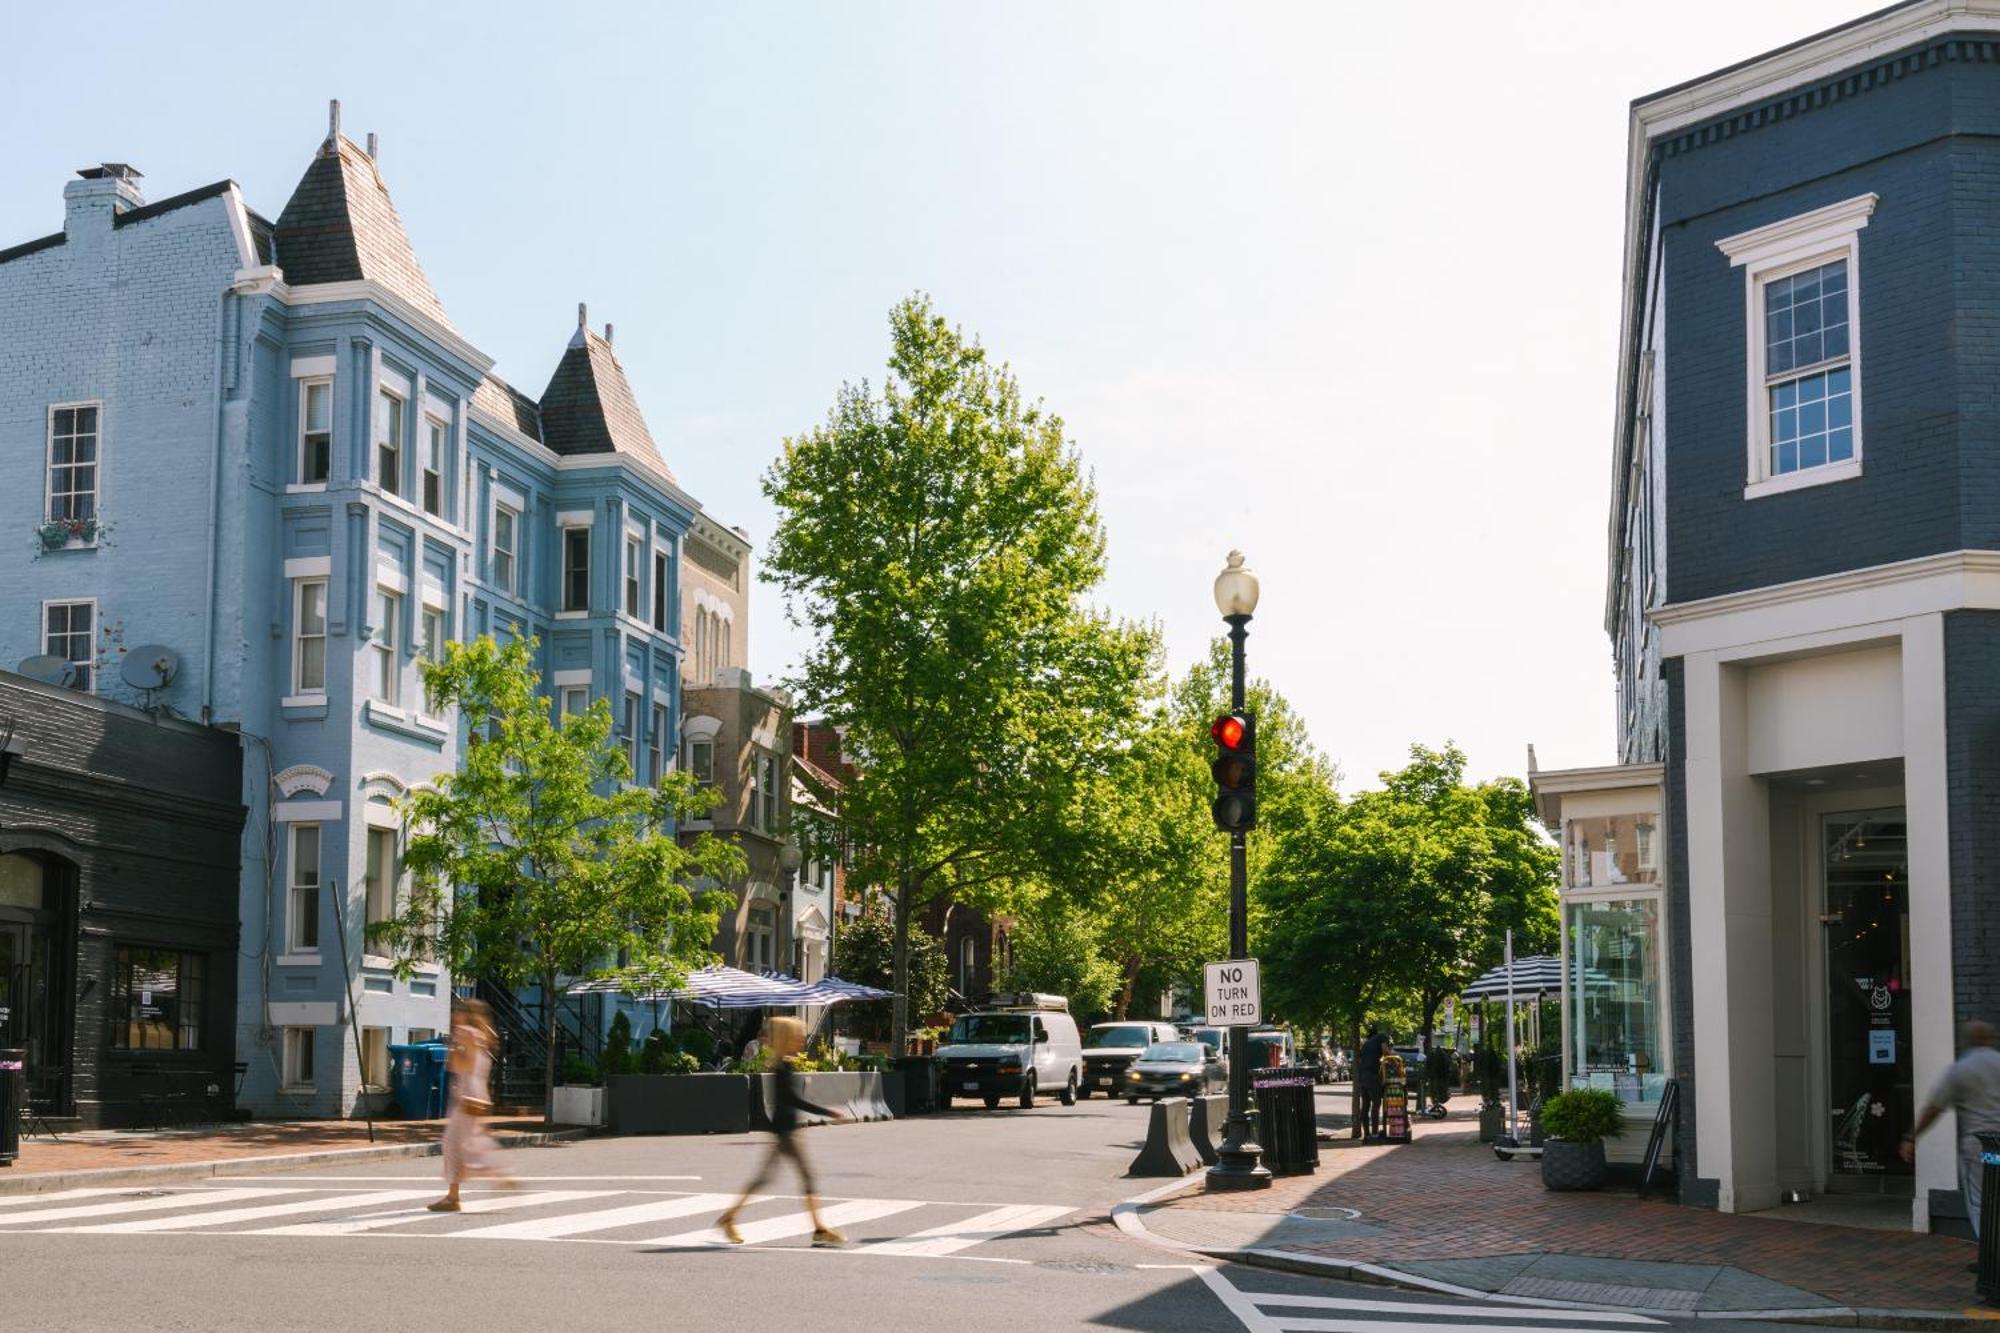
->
[[1210, 711, 1257, 832]]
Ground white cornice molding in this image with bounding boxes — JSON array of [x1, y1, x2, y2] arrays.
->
[[274, 278, 496, 375], [1716, 193, 1878, 266], [1528, 762, 1665, 795], [1654, 549, 2000, 656]]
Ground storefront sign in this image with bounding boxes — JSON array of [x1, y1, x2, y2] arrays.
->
[[1869, 1029, 1896, 1065], [1203, 959, 1262, 1027]]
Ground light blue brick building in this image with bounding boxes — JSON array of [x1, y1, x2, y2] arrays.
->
[[0, 106, 708, 1116]]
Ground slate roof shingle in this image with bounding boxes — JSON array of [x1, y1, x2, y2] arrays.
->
[[537, 327, 675, 482], [270, 135, 453, 331], [470, 374, 544, 443]]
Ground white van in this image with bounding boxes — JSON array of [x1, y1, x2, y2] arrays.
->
[[937, 992, 1083, 1109]]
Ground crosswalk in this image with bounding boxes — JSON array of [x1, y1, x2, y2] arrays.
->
[[0, 1184, 1071, 1261], [1196, 1266, 1671, 1332]]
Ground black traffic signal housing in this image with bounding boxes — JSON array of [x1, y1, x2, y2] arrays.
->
[[1210, 711, 1257, 832]]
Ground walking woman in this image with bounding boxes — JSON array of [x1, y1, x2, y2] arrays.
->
[[429, 998, 515, 1211], [717, 1016, 847, 1246]]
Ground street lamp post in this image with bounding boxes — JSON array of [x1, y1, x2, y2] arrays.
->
[[1208, 550, 1271, 1189]]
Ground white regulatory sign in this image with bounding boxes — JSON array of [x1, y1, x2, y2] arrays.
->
[[1203, 959, 1262, 1028]]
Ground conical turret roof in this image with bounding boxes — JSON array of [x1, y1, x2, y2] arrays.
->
[[538, 323, 674, 482], [271, 134, 454, 331]]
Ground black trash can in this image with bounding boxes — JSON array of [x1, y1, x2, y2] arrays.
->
[[0, 1048, 23, 1167], [1978, 1132, 2000, 1304], [1252, 1064, 1320, 1175], [893, 1055, 939, 1117]]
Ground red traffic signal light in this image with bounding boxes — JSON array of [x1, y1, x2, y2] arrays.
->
[[1210, 712, 1257, 832], [1211, 714, 1247, 750]]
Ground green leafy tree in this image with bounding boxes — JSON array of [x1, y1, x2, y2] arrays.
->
[[833, 911, 949, 1040], [369, 634, 745, 1119], [763, 294, 1154, 1047], [996, 894, 1124, 1022]]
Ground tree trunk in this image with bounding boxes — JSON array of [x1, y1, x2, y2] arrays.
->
[[542, 964, 558, 1126], [1347, 1015, 1363, 1138], [890, 882, 913, 1052], [1114, 956, 1140, 1020]]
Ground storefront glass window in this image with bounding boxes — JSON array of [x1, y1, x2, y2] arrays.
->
[[110, 946, 205, 1052], [1567, 896, 1665, 1102]]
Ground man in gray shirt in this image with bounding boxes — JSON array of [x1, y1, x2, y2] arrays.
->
[[1903, 1020, 2000, 1239]]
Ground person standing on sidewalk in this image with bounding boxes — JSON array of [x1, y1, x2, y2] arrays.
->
[[1355, 1024, 1388, 1140], [1902, 1019, 2000, 1239], [429, 998, 515, 1212], [717, 1016, 849, 1246]]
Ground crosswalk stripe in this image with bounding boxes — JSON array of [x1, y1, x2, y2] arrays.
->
[[862, 1203, 1073, 1257], [63, 1189, 437, 1234], [1256, 1322, 1662, 1333], [1246, 1293, 1663, 1324], [253, 1189, 619, 1237], [0, 1189, 124, 1210], [650, 1197, 924, 1247], [0, 1187, 291, 1227], [452, 1191, 744, 1241]]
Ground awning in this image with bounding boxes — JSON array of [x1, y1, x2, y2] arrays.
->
[[1460, 955, 1611, 1001], [567, 965, 895, 1008]]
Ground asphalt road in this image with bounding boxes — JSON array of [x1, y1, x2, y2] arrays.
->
[[3, 1090, 1916, 1332]]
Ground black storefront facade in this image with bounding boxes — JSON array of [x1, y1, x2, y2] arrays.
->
[[0, 670, 243, 1128]]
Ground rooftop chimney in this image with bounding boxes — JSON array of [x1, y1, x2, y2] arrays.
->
[[604, 323, 614, 345], [328, 99, 341, 146], [64, 163, 146, 243], [366, 132, 378, 160], [578, 301, 588, 329]]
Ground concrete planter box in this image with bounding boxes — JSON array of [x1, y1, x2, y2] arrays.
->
[[606, 1073, 752, 1135], [750, 1071, 895, 1129], [552, 1085, 605, 1128]]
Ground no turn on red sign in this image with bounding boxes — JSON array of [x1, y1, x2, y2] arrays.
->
[[1204, 959, 1262, 1027]]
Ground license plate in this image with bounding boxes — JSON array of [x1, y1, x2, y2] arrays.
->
[[962, 1082, 979, 1091], [1097, 1077, 1114, 1086]]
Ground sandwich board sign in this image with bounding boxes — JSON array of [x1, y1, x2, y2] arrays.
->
[[1204, 959, 1262, 1027]]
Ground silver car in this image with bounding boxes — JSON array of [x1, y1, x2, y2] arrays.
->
[[1123, 1041, 1226, 1102]]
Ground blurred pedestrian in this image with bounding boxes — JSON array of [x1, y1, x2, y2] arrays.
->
[[1902, 1019, 2000, 1239], [429, 998, 515, 1211], [1355, 1023, 1389, 1139], [717, 1016, 848, 1246]]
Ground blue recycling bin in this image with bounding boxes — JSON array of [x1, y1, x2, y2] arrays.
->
[[389, 1042, 448, 1119]]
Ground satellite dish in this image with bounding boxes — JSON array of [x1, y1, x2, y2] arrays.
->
[[16, 655, 69, 685], [120, 645, 181, 692]]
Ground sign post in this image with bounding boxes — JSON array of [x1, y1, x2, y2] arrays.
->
[[1204, 960, 1263, 1028]]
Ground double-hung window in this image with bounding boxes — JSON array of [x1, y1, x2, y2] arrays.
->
[[375, 387, 405, 497], [47, 404, 99, 528], [492, 504, 518, 594], [563, 528, 590, 612], [283, 1026, 316, 1090], [422, 417, 446, 516], [289, 824, 321, 952], [652, 551, 669, 630], [625, 534, 643, 618], [760, 753, 780, 831], [686, 738, 714, 786], [560, 685, 588, 720], [622, 692, 641, 774], [648, 703, 667, 785], [299, 380, 331, 484], [421, 605, 445, 664], [373, 590, 400, 705], [364, 826, 398, 930], [294, 580, 327, 694], [1718, 194, 1875, 498], [43, 600, 94, 692]]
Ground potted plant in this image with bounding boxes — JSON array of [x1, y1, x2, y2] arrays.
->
[[1539, 1088, 1625, 1190], [1474, 1043, 1506, 1142], [552, 1054, 605, 1128], [1526, 1037, 1564, 1147]]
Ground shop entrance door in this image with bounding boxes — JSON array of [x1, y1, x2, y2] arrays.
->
[[1822, 811, 1914, 1193]]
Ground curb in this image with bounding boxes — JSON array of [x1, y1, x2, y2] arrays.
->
[[1112, 1178, 1997, 1332], [0, 1126, 590, 1196]]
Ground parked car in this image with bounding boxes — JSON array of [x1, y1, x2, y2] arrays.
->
[[1123, 1041, 1226, 1101], [937, 994, 1083, 1109], [1079, 1019, 1180, 1099]]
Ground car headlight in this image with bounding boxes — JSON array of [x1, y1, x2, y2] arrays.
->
[[1179, 1072, 1194, 1080], [1126, 1070, 1140, 1080], [998, 1060, 1021, 1073]]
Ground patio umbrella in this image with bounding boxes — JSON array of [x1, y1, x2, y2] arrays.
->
[[1460, 955, 1611, 1001]]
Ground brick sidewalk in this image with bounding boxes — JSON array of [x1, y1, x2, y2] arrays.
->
[[4, 1116, 550, 1177], [1151, 1109, 1978, 1313]]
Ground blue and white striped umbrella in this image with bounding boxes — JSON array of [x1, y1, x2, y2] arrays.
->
[[1460, 956, 1611, 1001], [568, 965, 896, 1008]]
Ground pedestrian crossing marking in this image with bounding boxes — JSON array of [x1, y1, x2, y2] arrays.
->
[[0, 1186, 1061, 1262], [1197, 1266, 1670, 1332], [65, 1189, 436, 1234], [650, 1197, 924, 1247], [1243, 1292, 1663, 1323], [453, 1191, 743, 1241], [0, 1187, 290, 1228], [0, 1189, 123, 1210], [864, 1203, 1073, 1257], [257, 1189, 618, 1237]]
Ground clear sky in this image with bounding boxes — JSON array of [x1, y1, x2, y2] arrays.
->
[[1, 1, 1868, 788]]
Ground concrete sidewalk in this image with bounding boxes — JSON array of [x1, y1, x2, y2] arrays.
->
[[1133, 1105, 1985, 1326], [0, 1116, 584, 1194]]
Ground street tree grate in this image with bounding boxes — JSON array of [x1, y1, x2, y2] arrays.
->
[[1500, 1277, 1702, 1311]]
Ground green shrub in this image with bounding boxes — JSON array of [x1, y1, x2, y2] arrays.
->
[[601, 1011, 633, 1078], [1539, 1089, 1625, 1144], [638, 1029, 675, 1075], [560, 1055, 598, 1087], [661, 1050, 699, 1075], [1473, 1043, 1505, 1104], [674, 1027, 715, 1062]]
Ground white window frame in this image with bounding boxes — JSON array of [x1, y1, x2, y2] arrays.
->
[[745, 903, 776, 973], [375, 385, 405, 498], [421, 415, 447, 516], [760, 753, 779, 832], [686, 737, 714, 786], [420, 604, 445, 664], [288, 823, 322, 954], [1717, 193, 1876, 500], [491, 501, 519, 595], [298, 378, 332, 486], [45, 401, 102, 532], [624, 533, 643, 619], [622, 691, 641, 773], [283, 1026, 316, 1090], [41, 597, 96, 693], [652, 550, 669, 631], [560, 685, 588, 719], [364, 825, 399, 930], [648, 702, 667, 786], [562, 527, 591, 613], [293, 579, 328, 696], [361, 1027, 391, 1092], [372, 588, 401, 706]]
